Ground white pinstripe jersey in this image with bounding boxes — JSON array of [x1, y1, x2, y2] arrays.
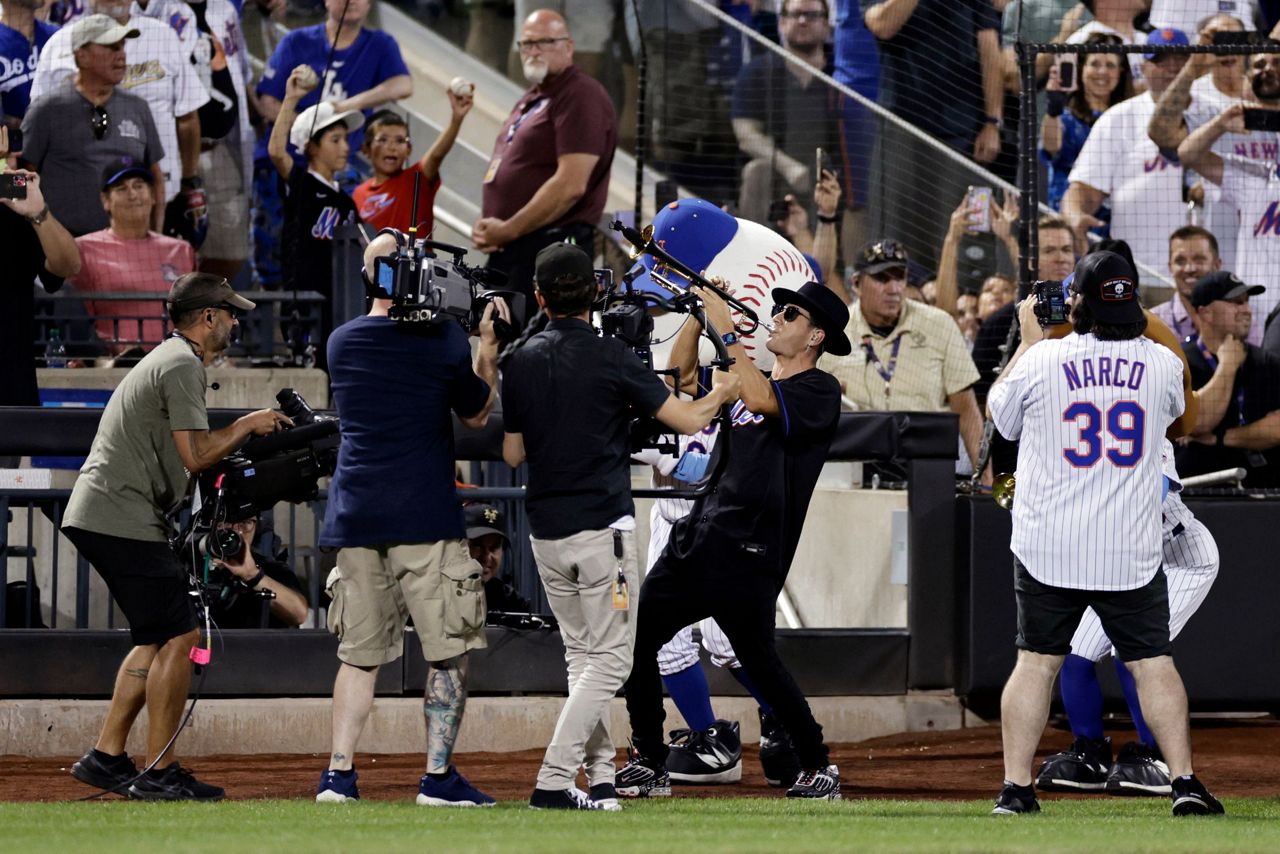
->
[[989, 333, 1184, 591], [653, 419, 721, 523]]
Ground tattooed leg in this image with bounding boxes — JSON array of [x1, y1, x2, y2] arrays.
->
[[330, 663, 379, 770], [96, 645, 158, 755], [424, 656, 469, 775]]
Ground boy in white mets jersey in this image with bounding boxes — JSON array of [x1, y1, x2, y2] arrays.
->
[[986, 250, 1223, 817]]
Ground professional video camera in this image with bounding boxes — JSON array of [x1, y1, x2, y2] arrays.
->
[[369, 228, 522, 340], [172, 388, 339, 581]]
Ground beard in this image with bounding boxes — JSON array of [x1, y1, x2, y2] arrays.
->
[[522, 57, 549, 86], [1251, 70, 1280, 101]]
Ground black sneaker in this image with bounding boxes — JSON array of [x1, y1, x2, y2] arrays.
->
[[666, 720, 742, 784], [786, 764, 841, 800], [991, 782, 1040, 815], [529, 787, 606, 810], [616, 749, 672, 798], [1105, 742, 1171, 797], [1035, 736, 1112, 792], [70, 749, 138, 794], [588, 782, 622, 811], [1171, 775, 1225, 816], [759, 711, 801, 788], [127, 763, 225, 801]]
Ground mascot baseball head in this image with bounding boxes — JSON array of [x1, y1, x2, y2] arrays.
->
[[626, 199, 819, 373]]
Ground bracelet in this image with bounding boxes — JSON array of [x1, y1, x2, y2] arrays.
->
[[245, 568, 266, 588], [180, 175, 204, 191], [25, 203, 50, 226], [815, 212, 840, 224]]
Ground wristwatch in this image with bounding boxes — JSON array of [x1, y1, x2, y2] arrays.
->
[[721, 331, 739, 347], [25, 203, 50, 226], [180, 175, 204, 191], [983, 115, 1003, 130], [245, 568, 266, 588]]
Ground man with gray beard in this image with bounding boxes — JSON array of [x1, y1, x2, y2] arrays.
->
[[472, 8, 617, 325]]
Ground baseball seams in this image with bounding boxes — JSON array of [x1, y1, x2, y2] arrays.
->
[[1068, 494, 1219, 662], [735, 248, 815, 359]]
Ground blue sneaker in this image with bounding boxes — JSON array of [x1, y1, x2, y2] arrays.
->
[[416, 767, 496, 807], [316, 768, 359, 803]]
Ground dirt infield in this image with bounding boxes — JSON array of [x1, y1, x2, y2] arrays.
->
[[4, 719, 1277, 803]]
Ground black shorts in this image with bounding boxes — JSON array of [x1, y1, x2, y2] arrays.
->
[[1014, 560, 1172, 662], [63, 526, 197, 646]]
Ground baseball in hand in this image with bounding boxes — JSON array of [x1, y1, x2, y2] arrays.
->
[[449, 77, 475, 98], [293, 65, 319, 89]]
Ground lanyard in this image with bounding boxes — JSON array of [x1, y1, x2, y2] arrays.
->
[[505, 96, 546, 143], [862, 333, 904, 399], [1196, 338, 1246, 425]]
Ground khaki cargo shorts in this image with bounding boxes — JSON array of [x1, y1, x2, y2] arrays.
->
[[326, 539, 488, 666]]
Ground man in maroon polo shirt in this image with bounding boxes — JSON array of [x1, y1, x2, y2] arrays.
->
[[472, 8, 616, 326]]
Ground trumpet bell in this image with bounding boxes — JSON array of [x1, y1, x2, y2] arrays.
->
[[627, 224, 657, 261], [992, 472, 1016, 510]]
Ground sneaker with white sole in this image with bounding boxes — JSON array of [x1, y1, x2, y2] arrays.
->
[[589, 782, 623, 811], [1105, 742, 1171, 796], [1035, 736, 1112, 792], [666, 720, 742, 784], [529, 787, 605, 810], [991, 782, 1040, 815], [416, 767, 496, 807], [316, 768, 359, 803], [785, 764, 841, 800], [616, 749, 672, 798], [1171, 775, 1225, 816]]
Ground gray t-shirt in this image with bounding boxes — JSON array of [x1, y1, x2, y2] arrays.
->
[[64, 337, 208, 542], [21, 81, 164, 236]]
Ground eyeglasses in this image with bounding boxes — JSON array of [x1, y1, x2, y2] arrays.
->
[[215, 303, 243, 320], [516, 36, 568, 54], [90, 106, 109, 141], [861, 239, 908, 267], [771, 304, 812, 324]]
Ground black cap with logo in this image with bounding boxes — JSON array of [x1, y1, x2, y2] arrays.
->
[[1069, 250, 1143, 325]]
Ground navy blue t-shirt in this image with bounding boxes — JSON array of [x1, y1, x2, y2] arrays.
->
[[320, 315, 488, 548], [0, 19, 58, 121]]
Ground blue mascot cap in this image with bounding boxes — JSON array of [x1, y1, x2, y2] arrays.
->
[[627, 199, 739, 298]]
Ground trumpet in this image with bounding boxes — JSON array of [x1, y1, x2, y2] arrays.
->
[[610, 220, 762, 335], [992, 472, 1016, 510]]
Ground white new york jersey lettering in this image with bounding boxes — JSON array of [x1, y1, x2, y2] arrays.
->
[[989, 334, 1184, 591]]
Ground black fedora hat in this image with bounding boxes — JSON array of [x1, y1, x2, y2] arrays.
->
[[769, 281, 852, 356]]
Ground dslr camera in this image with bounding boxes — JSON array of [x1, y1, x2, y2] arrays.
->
[[1032, 279, 1069, 328]]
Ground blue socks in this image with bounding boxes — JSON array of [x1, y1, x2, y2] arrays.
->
[[662, 663, 716, 731], [1059, 654, 1105, 740], [729, 666, 773, 715], [1114, 657, 1157, 747]]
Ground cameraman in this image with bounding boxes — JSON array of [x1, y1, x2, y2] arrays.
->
[[209, 515, 308, 629], [502, 243, 741, 810], [314, 232, 509, 807], [62, 273, 291, 801]]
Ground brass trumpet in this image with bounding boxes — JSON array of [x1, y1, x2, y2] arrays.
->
[[992, 472, 1016, 510]]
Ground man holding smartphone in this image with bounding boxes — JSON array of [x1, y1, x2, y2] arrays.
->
[[1178, 96, 1280, 344]]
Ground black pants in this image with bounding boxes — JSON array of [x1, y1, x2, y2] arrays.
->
[[624, 537, 828, 770], [484, 223, 595, 328]]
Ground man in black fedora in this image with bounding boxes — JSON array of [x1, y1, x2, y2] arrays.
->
[[617, 281, 851, 802]]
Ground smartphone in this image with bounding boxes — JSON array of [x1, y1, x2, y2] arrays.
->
[[967, 186, 993, 233], [1212, 30, 1258, 45], [594, 268, 613, 294], [1243, 108, 1280, 132], [1055, 55, 1078, 92], [0, 172, 28, 200]]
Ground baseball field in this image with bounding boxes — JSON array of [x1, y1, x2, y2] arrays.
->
[[4, 720, 1278, 852]]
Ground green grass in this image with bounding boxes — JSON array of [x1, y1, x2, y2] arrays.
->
[[4, 797, 1280, 853]]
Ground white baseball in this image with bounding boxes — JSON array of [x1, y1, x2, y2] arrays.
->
[[449, 76, 475, 98], [294, 64, 318, 88]]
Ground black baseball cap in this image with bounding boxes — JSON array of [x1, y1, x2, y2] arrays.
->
[[853, 238, 909, 276], [101, 156, 151, 191], [167, 272, 256, 314], [464, 503, 509, 544], [534, 242, 593, 286], [770, 281, 852, 356], [1069, 250, 1143, 325], [1190, 270, 1264, 308]]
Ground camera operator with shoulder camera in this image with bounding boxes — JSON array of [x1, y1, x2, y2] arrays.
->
[[208, 515, 309, 629], [62, 272, 291, 801], [313, 231, 509, 807], [501, 243, 741, 810]]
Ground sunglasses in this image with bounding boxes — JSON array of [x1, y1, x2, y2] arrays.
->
[[210, 303, 243, 320], [90, 106, 109, 141], [771, 304, 811, 323], [861, 238, 908, 266]]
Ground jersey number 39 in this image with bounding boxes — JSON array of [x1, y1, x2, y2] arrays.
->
[[1062, 401, 1144, 468]]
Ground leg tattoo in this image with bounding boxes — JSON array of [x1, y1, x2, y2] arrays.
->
[[423, 657, 468, 775]]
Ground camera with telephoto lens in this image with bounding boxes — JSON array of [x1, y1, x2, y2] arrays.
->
[[370, 228, 522, 340], [1032, 279, 1069, 328]]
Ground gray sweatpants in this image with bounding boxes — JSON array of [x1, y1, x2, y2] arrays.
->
[[530, 527, 640, 790]]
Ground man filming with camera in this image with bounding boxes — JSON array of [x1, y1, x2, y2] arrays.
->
[[314, 231, 509, 807], [63, 273, 290, 801], [501, 243, 741, 810]]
